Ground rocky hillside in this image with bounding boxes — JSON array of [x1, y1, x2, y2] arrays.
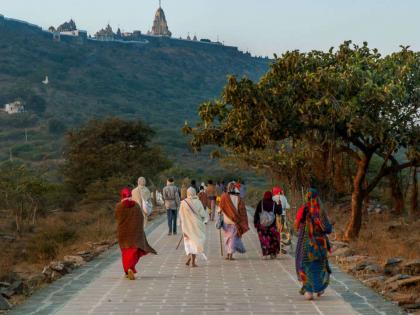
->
[[0, 16, 269, 172]]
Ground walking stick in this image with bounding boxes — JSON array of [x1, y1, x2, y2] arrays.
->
[[176, 234, 183, 250], [219, 228, 224, 257]]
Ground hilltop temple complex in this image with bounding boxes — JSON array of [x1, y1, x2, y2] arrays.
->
[[149, 1, 172, 37], [41, 1, 237, 50]]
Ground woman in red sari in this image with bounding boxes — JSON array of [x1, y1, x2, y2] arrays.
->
[[115, 188, 157, 280]]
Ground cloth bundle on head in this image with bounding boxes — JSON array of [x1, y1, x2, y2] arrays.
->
[[120, 187, 136, 208]]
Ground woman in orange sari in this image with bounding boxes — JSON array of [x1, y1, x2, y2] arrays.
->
[[218, 182, 249, 260]]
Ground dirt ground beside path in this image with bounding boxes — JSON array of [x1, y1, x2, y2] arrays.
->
[[328, 200, 420, 314]]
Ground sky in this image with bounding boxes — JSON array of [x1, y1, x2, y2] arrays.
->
[[0, 0, 418, 57]]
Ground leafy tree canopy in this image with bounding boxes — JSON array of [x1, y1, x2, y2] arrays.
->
[[185, 41, 420, 239], [64, 118, 172, 193]]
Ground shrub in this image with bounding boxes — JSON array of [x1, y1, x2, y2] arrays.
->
[[63, 118, 172, 193]]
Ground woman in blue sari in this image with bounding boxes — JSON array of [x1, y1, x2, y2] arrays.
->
[[294, 188, 332, 300]]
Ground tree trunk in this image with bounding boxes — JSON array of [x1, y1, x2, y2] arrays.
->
[[32, 206, 38, 226], [363, 179, 369, 221], [389, 172, 404, 215], [344, 154, 371, 240], [410, 167, 418, 218]]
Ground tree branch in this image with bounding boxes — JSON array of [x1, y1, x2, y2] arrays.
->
[[338, 145, 361, 162], [366, 159, 420, 195]]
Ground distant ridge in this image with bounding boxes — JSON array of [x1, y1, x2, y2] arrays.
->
[[0, 14, 270, 170]]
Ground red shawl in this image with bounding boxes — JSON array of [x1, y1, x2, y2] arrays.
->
[[219, 192, 249, 237]]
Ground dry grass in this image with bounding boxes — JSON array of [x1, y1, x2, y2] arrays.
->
[[0, 203, 116, 282], [0, 202, 167, 284], [328, 201, 420, 262]]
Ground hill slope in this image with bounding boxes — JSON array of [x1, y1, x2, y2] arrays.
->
[[0, 16, 269, 173]]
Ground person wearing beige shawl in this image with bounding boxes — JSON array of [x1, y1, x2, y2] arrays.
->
[[179, 187, 208, 267], [132, 177, 152, 226]]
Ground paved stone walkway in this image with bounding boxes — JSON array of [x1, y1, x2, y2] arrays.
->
[[9, 215, 406, 315]]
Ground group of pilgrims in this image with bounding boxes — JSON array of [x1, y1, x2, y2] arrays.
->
[[115, 177, 333, 301]]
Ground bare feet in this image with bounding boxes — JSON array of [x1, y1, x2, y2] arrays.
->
[[191, 254, 198, 267], [225, 254, 235, 260], [304, 292, 313, 300], [127, 269, 135, 280], [185, 256, 191, 266]]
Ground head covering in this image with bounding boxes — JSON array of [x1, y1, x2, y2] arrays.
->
[[272, 186, 283, 196], [120, 187, 136, 208], [262, 191, 275, 211], [187, 187, 197, 198], [227, 181, 240, 195], [306, 187, 318, 201], [263, 191, 272, 200], [295, 188, 321, 230], [306, 188, 320, 216], [138, 177, 146, 187]]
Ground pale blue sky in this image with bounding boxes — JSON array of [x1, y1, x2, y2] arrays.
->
[[0, 0, 418, 57]]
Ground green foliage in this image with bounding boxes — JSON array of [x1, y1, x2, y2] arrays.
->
[[63, 118, 172, 193], [83, 175, 131, 204], [188, 42, 419, 159], [25, 95, 46, 113], [0, 20, 268, 172], [48, 118, 67, 135], [186, 41, 420, 238], [0, 161, 54, 232]]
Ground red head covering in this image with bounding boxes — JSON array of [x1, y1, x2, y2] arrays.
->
[[272, 186, 283, 196], [263, 191, 273, 200], [120, 187, 135, 208]]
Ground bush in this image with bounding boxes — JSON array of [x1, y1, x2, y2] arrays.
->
[[63, 118, 172, 193], [48, 118, 67, 134], [28, 220, 77, 262]]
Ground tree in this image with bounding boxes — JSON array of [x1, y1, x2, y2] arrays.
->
[[185, 42, 420, 239], [48, 118, 67, 134], [63, 118, 172, 193], [26, 95, 46, 114], [0, 162, 49, 233]]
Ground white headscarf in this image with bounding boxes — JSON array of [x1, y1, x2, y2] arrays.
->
[[187, 187, 197, 199], [138, 177, 146, 187]]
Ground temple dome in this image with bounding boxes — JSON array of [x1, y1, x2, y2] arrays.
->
[[151, 5, 172, 37]]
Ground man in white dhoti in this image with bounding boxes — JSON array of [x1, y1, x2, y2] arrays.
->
[[178, 187, 208, 267]]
